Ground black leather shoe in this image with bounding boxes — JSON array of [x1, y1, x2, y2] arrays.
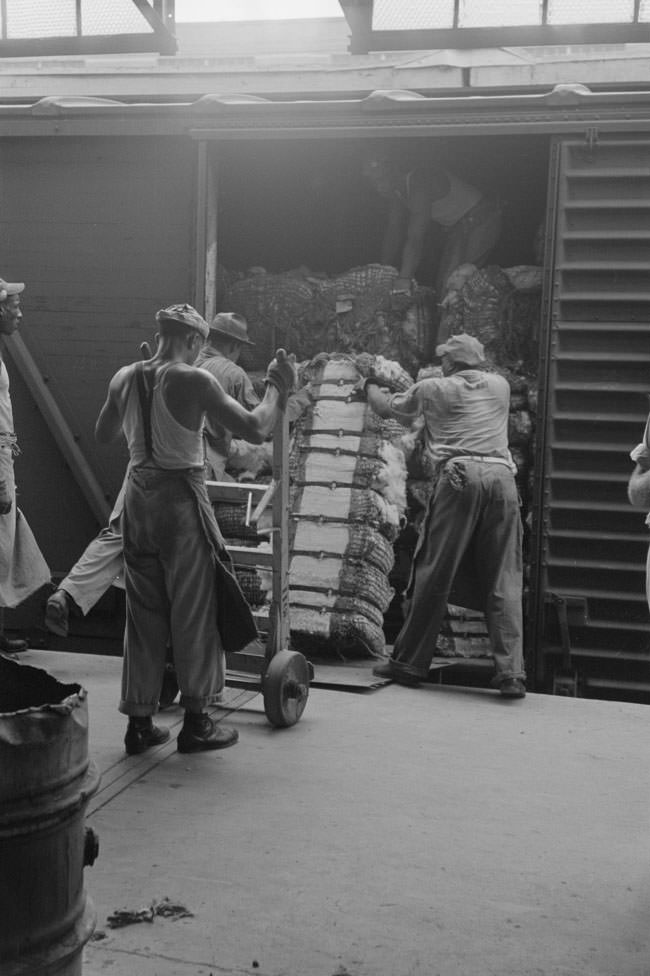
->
[[0, 633, 28, 653], [124, 717, 171, 756], [372, 661, 395, 678], [499, 678, 526, 699], [45, 590, 71, 637], [177, 713, 239, 753], [372, 661, 421, 687]]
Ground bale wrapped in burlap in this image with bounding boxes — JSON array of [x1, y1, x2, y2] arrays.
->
[[287, 353, 409, 658]]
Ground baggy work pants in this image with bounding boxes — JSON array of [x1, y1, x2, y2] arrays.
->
[[120, 467, 223, 716], [390, 459, 525, 683], [60, 480, 126, 614]]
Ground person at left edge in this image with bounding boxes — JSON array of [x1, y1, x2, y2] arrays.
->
[[95, 302, 296, 756], [0, 277, 51, 653]]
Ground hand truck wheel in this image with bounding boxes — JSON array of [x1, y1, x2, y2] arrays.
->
[[262, 649, 310, 728]]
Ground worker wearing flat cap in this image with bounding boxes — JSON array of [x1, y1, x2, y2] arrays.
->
[[196, 312, 261, 480], [95, 302, 296, 756], [361, 331, 526, 699], [0, 278, 50, 652]]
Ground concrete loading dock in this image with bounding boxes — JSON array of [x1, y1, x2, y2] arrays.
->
[[15, 647, 648, 976]]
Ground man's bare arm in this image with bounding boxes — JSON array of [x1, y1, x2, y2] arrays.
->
[[399, 208, 430, 282], [95, 366, 132, 444], [381, 199, 407, 267], [628, 462, 650, 509], [365, 383, 394, 419]]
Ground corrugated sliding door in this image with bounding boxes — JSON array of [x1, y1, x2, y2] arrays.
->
[[532, 136, 650, 701]]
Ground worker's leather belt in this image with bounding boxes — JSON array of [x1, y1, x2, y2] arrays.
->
[[448, 454, 512, 468]]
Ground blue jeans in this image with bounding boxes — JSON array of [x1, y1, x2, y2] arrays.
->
[[391, 459, 525, 683]]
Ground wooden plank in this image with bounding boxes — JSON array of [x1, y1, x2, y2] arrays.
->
[[271, 411, 290, 653], [252, 609, 269, 630], [4, 332, 110, 525], [226, 545, 273, 569], [204, 152, 218, 324], [194, 140, 208, 314], [447, 620, 489, 636], [207, 480, 268, 504]]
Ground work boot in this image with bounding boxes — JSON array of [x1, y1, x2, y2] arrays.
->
[[0, 632, 28, 653], [499, 678, 526, 699], [177, 712, 239, 753], [124, 716, 171, 756], [45, 589, 72, 637], [372, 660, 421, 687]]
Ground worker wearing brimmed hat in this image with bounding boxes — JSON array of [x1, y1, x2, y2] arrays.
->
[[95, 301, 296, 755], [208, 311, 255, 346], [360, 331, 526, 698], [197, 312, 260, 480], [0, 278, 50, 652]]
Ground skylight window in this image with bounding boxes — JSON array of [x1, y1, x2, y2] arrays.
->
[[0, 0, 174, 56], [371, 0, 650, 29]]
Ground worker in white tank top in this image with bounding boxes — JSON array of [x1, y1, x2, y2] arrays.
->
[[95, 302, 297, 757], [363, 155, 502, 305]]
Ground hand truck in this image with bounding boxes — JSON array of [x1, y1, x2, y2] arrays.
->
[[206, 409, 312, 727]]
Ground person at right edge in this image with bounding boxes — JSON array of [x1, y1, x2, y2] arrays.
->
[[365, 333, 526, 698], [94, 303, 296, 755], [627, 411, 650, 611]]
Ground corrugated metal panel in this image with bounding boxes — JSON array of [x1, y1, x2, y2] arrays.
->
[[535, 137, 650, 699]]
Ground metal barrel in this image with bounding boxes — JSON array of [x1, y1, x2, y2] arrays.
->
[[0, 655, 100, 976]]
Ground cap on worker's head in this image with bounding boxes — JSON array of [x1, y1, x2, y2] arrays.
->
[[155, 303, 209, 340], [0, 278, 25, 302], [209, 311, 255, 346], [435, 333, 486, 367]]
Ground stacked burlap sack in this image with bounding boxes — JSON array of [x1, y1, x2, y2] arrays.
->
[[438, 262, 542, 373], [221, 263, 435, 376], [286, 353, 411, 658]]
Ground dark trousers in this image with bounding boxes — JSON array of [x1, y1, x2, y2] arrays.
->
[[121, 467, 223, 716], [391, 459, 525, 682]]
